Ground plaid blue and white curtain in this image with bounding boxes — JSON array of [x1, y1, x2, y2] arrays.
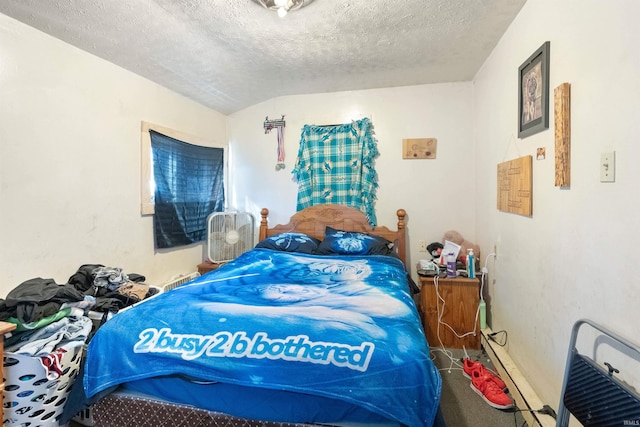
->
[[292, 118, 379, 225]]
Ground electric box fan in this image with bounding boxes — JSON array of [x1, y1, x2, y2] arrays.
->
[[207, 211, 255, 263]]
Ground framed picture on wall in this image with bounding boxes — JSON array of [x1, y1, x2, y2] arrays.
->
[[518, 41, 550, 139]]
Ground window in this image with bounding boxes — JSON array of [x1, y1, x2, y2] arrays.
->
[[140, 122, 226, 248]]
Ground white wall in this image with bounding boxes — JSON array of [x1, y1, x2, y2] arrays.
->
[[473, 0, 640, 409], [5, 0, 637, 413], [228, 84, 476, 274], [0, 13, 227, 293]]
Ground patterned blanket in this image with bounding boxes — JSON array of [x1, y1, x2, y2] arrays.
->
[[84, 249, 441, 426]]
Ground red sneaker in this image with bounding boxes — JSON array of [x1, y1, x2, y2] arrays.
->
[[463, 358, 507, 390], [470, 369, 514, 409]]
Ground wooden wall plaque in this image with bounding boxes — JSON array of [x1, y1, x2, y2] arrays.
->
[[497, 155, 533, 216], [554, 83, 571, 187], [402, 138, 437, 159]]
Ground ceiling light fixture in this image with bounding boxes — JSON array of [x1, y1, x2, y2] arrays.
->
[[252, 0, 315, 18]]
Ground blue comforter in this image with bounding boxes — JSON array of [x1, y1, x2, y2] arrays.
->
[[84, 249, 441, 426]]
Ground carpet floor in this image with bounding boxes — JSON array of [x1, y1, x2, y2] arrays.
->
[[432, 346, 527, 427]]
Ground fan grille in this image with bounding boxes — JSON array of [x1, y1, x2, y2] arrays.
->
[[207, 212, 255, 262]]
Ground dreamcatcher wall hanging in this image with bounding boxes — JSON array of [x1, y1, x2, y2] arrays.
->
[[263, 115, 286, 171]]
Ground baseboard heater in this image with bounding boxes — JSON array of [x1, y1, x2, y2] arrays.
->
[[481, 328, 556, 427], [162, 271, 200, 292]]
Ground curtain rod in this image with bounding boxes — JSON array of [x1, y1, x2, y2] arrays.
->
[[314, 123, 344, 127], [312, 115, 371, 127]]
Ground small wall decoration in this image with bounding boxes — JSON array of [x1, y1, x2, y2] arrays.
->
[[263, 115, 286, 170], [554, 82, 571, 187], [402, 138, 437, 159], [536, 147, 546, 160], [518, 41, 550, 139], [497, 155, 533, 217]]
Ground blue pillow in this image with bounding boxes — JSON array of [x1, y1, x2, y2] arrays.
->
[[316, 227, 393, 256], [255, 233, 320, 254]]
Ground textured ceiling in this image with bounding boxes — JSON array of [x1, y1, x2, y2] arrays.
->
[[0, 0, 526, 114]]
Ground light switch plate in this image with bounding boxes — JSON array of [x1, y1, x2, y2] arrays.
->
[[600, 152, 615, 182]]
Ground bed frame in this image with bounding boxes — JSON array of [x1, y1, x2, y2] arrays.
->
[[90, 205, 410, 427], [259, 204, 407, 268]]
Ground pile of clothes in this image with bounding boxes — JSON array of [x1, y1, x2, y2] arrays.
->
[[0, 264, 157, 378], [66, 264, 158, 312]]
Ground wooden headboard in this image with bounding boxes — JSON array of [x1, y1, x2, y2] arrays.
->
[[259, 204, 407, 268]]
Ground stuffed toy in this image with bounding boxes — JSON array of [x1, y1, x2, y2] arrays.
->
[[442, 230, 480, 264]]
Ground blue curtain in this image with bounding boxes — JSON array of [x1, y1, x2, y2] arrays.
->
[[150, 130, 225, 249]]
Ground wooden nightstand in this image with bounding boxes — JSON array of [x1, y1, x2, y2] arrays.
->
[[197, 260, 225, 275], [419, 275, 480, 349]]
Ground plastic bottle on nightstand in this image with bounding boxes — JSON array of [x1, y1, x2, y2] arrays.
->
[[446, 253, 456, 278], [466, 249, 475, 279]]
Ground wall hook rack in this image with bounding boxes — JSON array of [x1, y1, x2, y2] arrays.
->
[[264, 115, 286, 134], [263, 115, 286, 170]]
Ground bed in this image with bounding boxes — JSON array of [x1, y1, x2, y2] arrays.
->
[[77, 204, 442, 427]]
